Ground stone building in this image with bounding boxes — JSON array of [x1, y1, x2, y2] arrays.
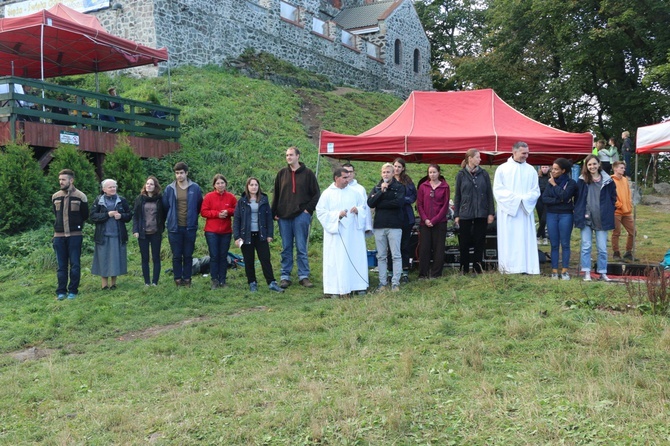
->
[[2, 0, 432, 97]]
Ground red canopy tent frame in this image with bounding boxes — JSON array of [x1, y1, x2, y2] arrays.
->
[[0, 3, 168, 80], [629, 120, 670, 259], [319, 89, 593, 167]]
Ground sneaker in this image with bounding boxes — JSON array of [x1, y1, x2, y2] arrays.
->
[[374, 284, 388, 293], [391, 285, 400, 292], [354, 290, 368, 295], [599, 273, 612, 282], [67, 293, 77, 300], [583, 272, 592, 282], [551, 273, 559, 280], [542, 238, 549, 245], [109, 285, 117, 290], [561, 272, 571, 281], [400, 273, 409, 284], [613, 251, 622, 260], [279, 279, 291, 289], [623, 252, 639, 262], [249, 281, 258, 292], [144, 283, 151, 288], [268, 281, 284, 293], [299, 278, 314, 288], [56, 294, 66, 301]]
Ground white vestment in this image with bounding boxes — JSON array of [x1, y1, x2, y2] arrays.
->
[[348, 179, 373, 233], [493, 157, 541, 274], [316, 183, 369, 294]]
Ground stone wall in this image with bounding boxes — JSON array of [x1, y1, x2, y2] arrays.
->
[[1, 0, 432, 96]]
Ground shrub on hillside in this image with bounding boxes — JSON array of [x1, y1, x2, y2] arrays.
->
[[47, 145, 99, 200], [102, 138, 146, 198], [0, 143, 50, 234]]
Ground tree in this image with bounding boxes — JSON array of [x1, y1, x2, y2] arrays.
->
[[102, 137, 146, 199], [0, 143, 50, 234], [419, 0, 670, 139], [48, 145, 99, 200]]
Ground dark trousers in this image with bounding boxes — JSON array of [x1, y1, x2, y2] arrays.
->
[[138, 232, 162, 285], [241, 232, 276, 285], [53, 235, 83, 295], [205, 232, 232, 285], [458, 218, 488, 273], [418, 222, 447, 278], [167, 226, 197, 281], [536, 199, 547, 238]]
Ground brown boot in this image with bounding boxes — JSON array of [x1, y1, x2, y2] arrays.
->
[[174, 279, 182, 287], [210, 279, 219, 290]]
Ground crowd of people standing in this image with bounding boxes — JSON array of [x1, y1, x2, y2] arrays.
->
[[51, 138, 639, 300]]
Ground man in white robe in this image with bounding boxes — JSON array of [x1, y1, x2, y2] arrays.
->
[[342, 163, 373, 235], [493, 141, 541, 274], [316, 168, 369, 296]]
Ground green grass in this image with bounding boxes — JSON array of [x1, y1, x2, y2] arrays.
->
[[0, 203, 669, 444], [3, 64, 670, 444]]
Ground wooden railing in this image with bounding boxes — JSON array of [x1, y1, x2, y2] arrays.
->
[[0, 76, 180, 141]]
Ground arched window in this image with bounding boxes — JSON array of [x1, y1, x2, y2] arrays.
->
[[394, 39, 401, 65], [413, 49, 420, 73]]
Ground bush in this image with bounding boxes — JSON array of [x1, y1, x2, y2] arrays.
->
[[102, 137, 146, 199], [47, 145, 99, 200], [0, 143, 50, 234]]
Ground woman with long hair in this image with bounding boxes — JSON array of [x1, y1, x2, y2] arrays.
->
[[233, 177, 284, 292], [574, 155, 617, 281], [393, 157, 417, 282], [132, 176, 165, 286], [453, 149, 495, 274], [90, 179, 133, 290], [542, 158, 577, 280], [200, 174, 237, 289], [416, 164, 450, 279]]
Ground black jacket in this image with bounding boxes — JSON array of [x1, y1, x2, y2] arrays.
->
[[233, 192, 274, 243], [132, 194, 165, 239], [453, 166, 495, 220], [542, 175, 577, 214], [52, 187, 88, 236], [367, 178, 405, 229], [90, 194, 133, 245]]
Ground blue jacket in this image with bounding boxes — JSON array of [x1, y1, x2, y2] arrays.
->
[[573, 172, 617, 230], [162, 180, 203, 232], [233, 192, 274, 244], [541, 175, 577, 214]]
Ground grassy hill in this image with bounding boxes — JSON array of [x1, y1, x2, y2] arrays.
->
[[1, 63, 670, 444]]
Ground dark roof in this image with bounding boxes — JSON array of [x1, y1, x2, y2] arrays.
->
[[333, 0, 402, 31]]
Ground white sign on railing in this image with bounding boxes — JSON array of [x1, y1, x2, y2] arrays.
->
[[4, 0, 110, 18], [60, 131, 80, 146]]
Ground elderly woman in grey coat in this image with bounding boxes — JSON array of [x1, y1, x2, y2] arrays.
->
[[90, 179, 133, 290]]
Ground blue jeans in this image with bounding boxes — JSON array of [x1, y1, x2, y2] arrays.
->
[[278, 212, 311, 281], [580, 226, 608, 273], [167, 226, 197, 280], [205, 232, 232, 285], [374, 228, 402, 286], [53, 235, 83, 295], [138, 232, 162, 285], [546, 213, 573, 269]]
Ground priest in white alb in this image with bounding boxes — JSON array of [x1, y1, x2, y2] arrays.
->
[[493, 141, 541, 274], [316, 167, 369, 296]]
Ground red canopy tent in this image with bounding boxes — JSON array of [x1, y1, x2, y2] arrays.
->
[[0, 3, 168, 79], [319, 89, 593, 166]]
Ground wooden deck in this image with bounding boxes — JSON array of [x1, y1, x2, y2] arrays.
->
[[0, 120, 180, 167]]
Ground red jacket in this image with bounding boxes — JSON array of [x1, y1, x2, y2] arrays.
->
[[417, 179, 450, 225], [201, 190, 237, 234]]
